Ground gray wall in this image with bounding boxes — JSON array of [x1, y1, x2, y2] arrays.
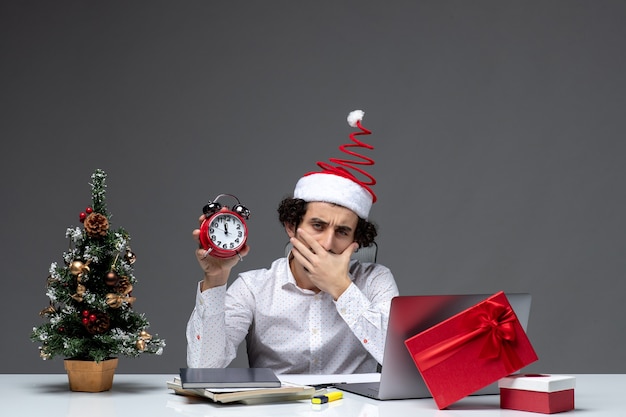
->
[[2, 1, 625, 374]]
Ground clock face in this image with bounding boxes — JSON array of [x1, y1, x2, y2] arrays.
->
[[207, 212, 246, 252]]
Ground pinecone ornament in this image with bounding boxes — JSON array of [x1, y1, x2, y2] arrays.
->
[[84, 212, 109, 238], [84, 311, 111, 334], [115, 276, 133, 295]]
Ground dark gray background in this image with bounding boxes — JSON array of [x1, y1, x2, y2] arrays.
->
[[2, 1, 625, 374]]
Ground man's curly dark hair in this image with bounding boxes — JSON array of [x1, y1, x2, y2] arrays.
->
[[277, 197, 377, 248]]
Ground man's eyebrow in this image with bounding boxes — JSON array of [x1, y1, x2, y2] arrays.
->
[[308, 218, 353, 232]]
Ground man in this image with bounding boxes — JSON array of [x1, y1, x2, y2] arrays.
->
[[186, 110, 399, 374]]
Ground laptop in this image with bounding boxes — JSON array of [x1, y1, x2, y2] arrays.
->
[[335, 293, 532, 400]]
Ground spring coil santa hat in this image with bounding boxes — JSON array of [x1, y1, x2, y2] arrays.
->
[[293, 110, 377, 220]]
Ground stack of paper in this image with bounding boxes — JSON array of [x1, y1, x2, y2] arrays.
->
[[168, 368, 316, 404]]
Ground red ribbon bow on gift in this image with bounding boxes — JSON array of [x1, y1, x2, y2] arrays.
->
[[413, 300, 525, 374]]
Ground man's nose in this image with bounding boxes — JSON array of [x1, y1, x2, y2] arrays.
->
[[318, 229, 335, 252]]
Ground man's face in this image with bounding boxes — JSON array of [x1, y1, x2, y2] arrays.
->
[[292, 201, 359, 254]]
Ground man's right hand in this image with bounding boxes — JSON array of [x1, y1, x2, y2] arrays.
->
[[193, 213, 250, 291]]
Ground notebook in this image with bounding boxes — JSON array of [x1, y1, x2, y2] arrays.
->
[[334, 293, 532, 400], [179, 367, 282, 389]]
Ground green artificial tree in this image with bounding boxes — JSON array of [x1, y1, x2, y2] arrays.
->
[[31, 169, 165, 365]]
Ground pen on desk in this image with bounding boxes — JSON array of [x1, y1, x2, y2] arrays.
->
[[312, 391, 343, 404], [312, 382, 347, 390]]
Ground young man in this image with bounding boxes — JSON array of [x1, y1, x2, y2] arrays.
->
[[186, 111, 399, 374]]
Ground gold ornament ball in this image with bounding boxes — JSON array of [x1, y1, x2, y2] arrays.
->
[[136, 339, 146, 351], [125, 250, 137, 264], [105, 293, 123, 308], [69, 261, 89, 275], [139, 330, 152, 340], [69, 261, 84, 275]]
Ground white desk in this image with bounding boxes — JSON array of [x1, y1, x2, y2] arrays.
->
[[2, 374, 622, 416]]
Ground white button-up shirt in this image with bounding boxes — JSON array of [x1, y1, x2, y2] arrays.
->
[[186, 257, 399, 374]]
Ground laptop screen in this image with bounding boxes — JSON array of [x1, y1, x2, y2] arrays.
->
[[376, 293, 532, 400]]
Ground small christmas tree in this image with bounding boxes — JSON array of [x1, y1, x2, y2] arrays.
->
[[31, 169, 165, 363]]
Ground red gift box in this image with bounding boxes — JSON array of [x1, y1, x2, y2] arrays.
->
[[404, 291, 538, 409], [499, 374, 575, 414]]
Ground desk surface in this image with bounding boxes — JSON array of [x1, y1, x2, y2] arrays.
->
[[2, 373, 622, 416]]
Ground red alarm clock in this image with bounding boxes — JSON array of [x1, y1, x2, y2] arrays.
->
[[199, 194, 250, 259]]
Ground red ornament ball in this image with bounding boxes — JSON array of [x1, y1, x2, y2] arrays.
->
[[82, 318, 89, 325], [86, 207, 93, 214], [79, 212, 87, 222], [82, 310, 89, 317], [89, 314, 97, 322]]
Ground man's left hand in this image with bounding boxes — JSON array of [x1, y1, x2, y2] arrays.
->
[[290, 229, 358, 300]]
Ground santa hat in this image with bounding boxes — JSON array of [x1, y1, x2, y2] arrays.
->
[[293, 110, 377, 219]]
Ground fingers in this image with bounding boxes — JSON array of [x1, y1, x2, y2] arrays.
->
[[291, 229, 321, 256], [289, 239, 311, 270], [196, 247, 208, 260], [193, 214, 206, 244], [289, 236, 314, 269], [238, 244, 251, 258], [343, 242, 359, 259], [196, 244, 250, 264]]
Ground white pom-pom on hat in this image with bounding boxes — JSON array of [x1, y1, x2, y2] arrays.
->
[[347, 110, 365, 127]]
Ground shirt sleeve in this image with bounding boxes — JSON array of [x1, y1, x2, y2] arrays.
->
[[334, 266, 399, 365], [185, 279, 253, 368]]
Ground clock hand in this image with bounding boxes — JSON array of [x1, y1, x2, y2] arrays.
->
[[209, 225, 227, 234], [224, 223, 229, 235]]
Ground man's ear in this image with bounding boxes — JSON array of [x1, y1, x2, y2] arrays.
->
[[284, 222, 296, 238]]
